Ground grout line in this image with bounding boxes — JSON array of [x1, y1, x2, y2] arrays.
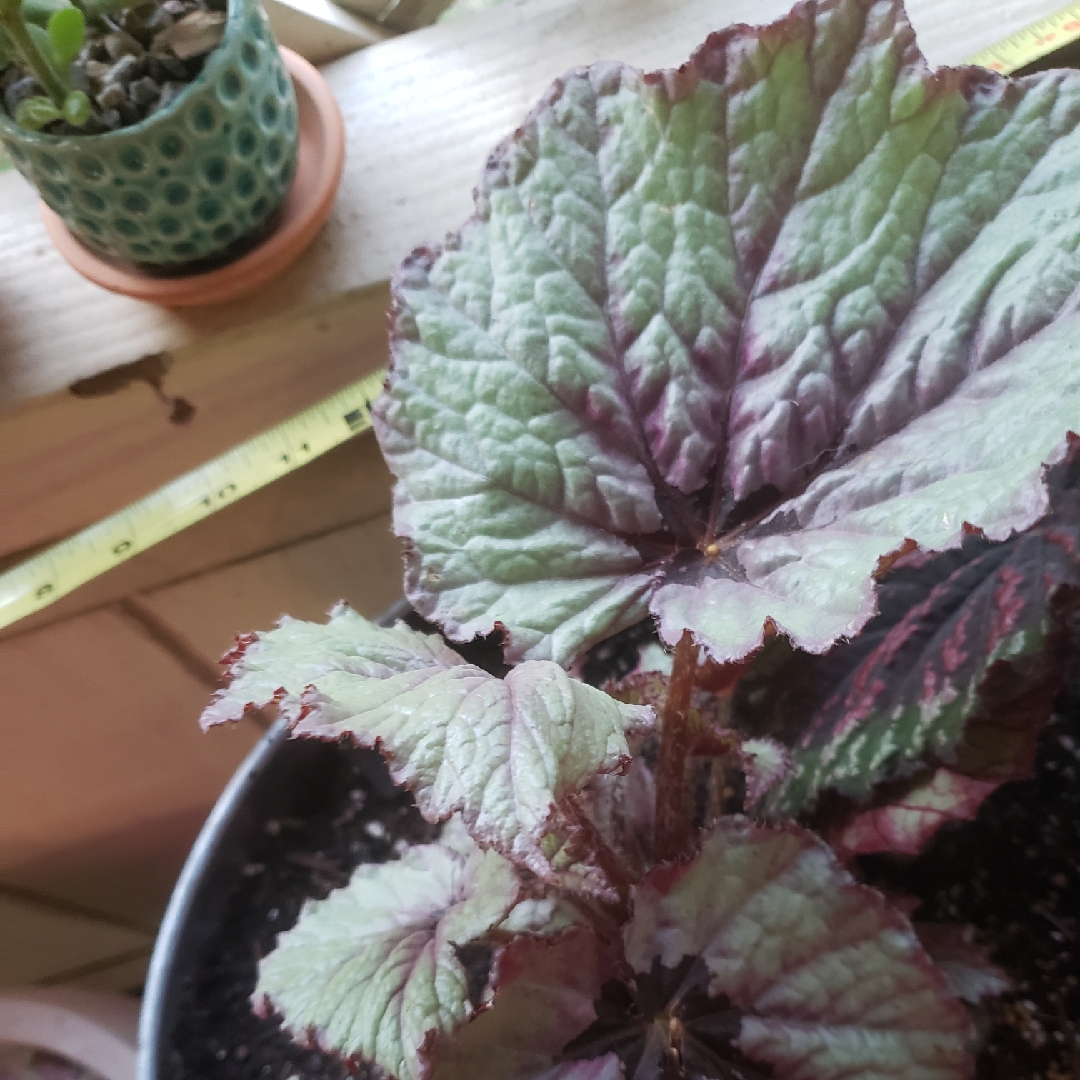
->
[[0, 880, 156, 936], [115, 596, 224, 690], [35, 944, 153, 988], [114, 596, 271, 732]]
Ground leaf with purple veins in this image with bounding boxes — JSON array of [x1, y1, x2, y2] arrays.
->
[[622, 817, 974, 1080], [254, 822, 520, 1080], [374, 0, 1080, 669], [201, 605, 652, 885]]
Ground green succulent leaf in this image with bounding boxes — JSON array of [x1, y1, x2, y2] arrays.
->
[[13, 94, 61, 129], [374, 0, 1080, 669], [202, 605, 653, 882], [62, 87, 89, 125], [20, 0, 71, 30], [47, 5, 83, 69], [623, 817, 974, 1080], [24, 20, 64, 83], [256, 821, 520, 1080]]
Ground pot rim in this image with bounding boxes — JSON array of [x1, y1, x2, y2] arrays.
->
[[137, 598, 412, 1080]]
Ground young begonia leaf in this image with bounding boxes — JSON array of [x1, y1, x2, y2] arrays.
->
[[527, 1059, 624, 1080], [737, 444, 1080, 842], [738, 737, 794, 805], [255, 826, 520, 1080], [622, 817, 973, 1080], [913, 922, 1012, 1006], [832, 767, 999, 857], [579, 756, 656, 878], [426, 927, 609, 1080], [497, 896, 585, 936], [201, 605, 653, 881], [374, 0, 1080, 669]]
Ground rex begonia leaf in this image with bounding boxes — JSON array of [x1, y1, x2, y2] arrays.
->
[[200, 602, 465, 729], [739, 443, 1080, 832], [623, 817, 973, 1080], [200, 605, 653, 880], [831, 767, 999, 857], [254, 826, 520, 1080], [913, 922, 1012, 1006], [427, 927, 610, 1080], [527, 1059, 624, 1080], [374, 0, 1080, 668]]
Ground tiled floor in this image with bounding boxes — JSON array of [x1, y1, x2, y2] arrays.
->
[[0, 499, 399, 995], [0, 894, 151, 990]]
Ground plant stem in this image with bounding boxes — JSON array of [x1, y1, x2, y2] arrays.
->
[[566, 794, 632, 909], [655, 631, 699, 862], [0, 2, 68, 108]]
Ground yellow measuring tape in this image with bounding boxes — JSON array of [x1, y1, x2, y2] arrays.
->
[[4, 6, 1080, 634], [0, 369, 385, 631], [965, 3, 1080, 73]]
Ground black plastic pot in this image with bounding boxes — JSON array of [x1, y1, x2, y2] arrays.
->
[[137, 599, 411, 1080]]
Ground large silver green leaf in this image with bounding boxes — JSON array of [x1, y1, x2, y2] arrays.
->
[[201, 606, 652, 879], [374, 0, 1080, 666], [255, 823, 520, 1080]]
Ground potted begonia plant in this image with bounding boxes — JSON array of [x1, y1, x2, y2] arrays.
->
[[140, 0, 1080, 1077]]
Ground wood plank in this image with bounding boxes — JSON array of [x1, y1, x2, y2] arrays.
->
[[0, 284, 389, 557], [0, 608, 261, 875], [0, 894, 150, 987], [142, 511, 404, 665], [51, 951, 151, 993], [0, 0, 1065, 411], [0, 432, 392, 640], [0, 805, 228, 930]]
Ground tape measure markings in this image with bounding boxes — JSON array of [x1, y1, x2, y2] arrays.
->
[[0, 369, 385, 632], [965, 4, 1080, 72], [3, 5, 1080, 632]]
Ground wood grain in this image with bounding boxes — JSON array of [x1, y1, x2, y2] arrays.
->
[[142, 511, 404, 664], [0, 607, 260, 873], [0, 284, 389, 556]]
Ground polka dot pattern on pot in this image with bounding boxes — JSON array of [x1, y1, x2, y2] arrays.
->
[[0, 0, 299, 267]]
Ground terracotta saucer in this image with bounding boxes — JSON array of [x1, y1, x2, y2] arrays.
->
[[39, 47, 345, 307]]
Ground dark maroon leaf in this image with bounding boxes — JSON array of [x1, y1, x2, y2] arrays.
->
[[739, 442, 1080, 841]]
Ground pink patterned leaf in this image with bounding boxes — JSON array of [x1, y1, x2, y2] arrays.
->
[[624, 817, 974, 1080], [833, 767, 1000, 857], [736, 444, 1080, 842]]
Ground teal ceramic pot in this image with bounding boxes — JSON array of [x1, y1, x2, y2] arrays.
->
[[0, 0, 299, 267]]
